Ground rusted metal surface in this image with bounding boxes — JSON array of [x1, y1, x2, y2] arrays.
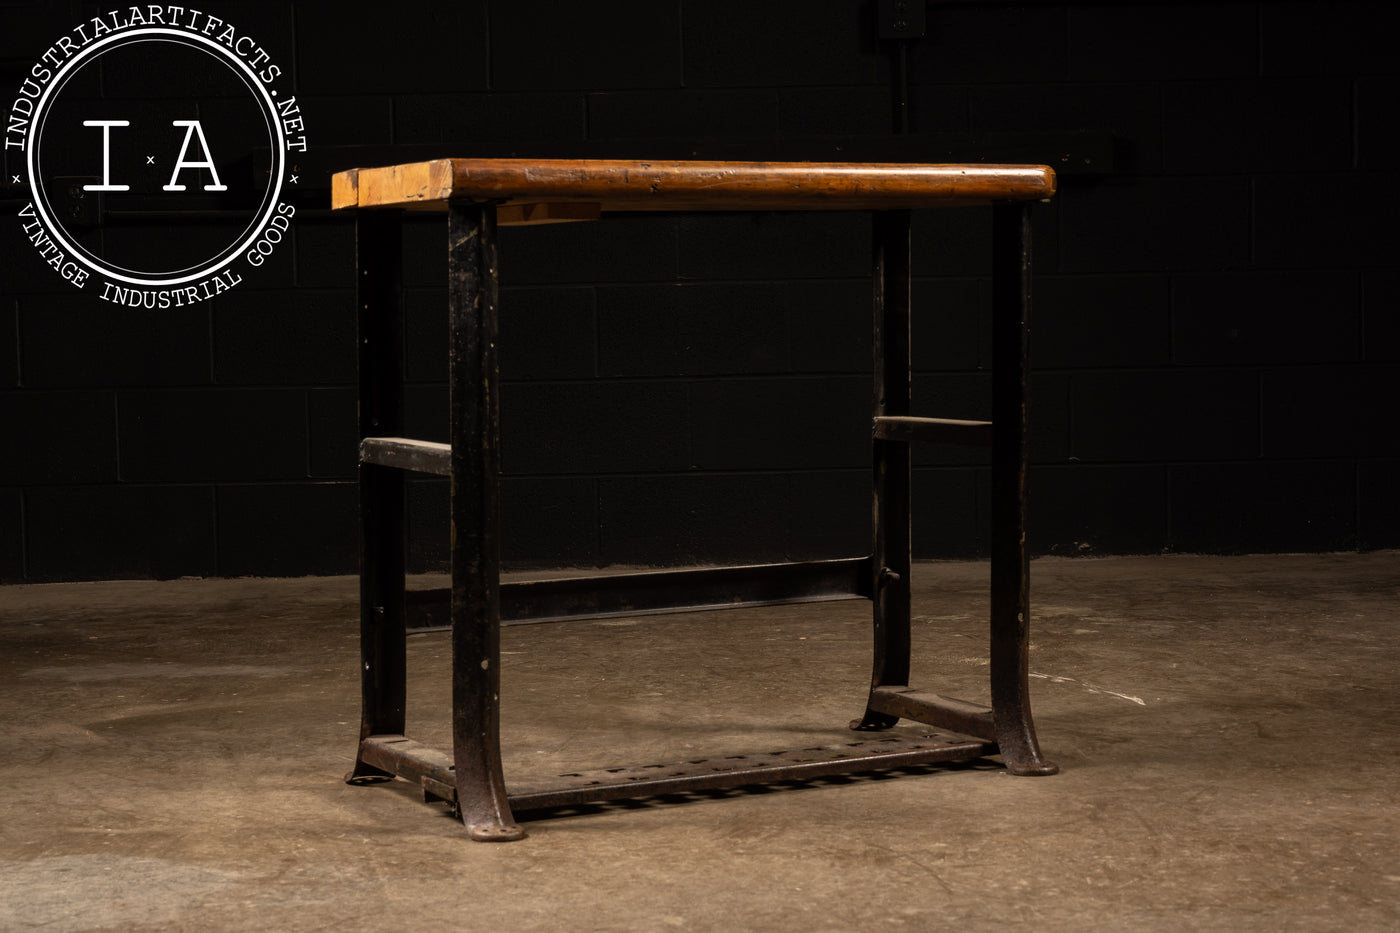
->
[[510, 734, 997, 810], [357, 735, 453, 793], [989, 201, 1058, 776], [347, 209, 406, 785], [446, 202, 525, 841], [358, 437, 451, 476], [866, 687, 996, 741], [357, 732, 998, 813], [851, 209, 913, 733], [405, 558, 872, 631]]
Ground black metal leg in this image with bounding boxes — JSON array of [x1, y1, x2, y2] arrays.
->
[[447, 202, 525, 840], [990, 201, 1058, 776], [349, 210, 407, 783], [853, 209, 913, 731], [346, 193, 1052, 836]]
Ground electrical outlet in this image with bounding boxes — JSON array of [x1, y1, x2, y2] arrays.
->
[[49, 176, 102, 227]]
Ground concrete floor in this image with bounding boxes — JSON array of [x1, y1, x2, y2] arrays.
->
[[1, 553, 1397, 931]]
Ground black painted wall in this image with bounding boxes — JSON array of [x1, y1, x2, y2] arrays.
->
[[1, 1, 1396, 582]]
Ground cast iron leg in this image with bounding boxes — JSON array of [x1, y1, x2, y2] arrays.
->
[[448, 202, 525, 840], [990, 201, 1058, 776], [349, 210, 407, 784], [853, 210, 913, 731]]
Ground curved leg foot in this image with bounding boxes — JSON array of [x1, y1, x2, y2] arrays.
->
[[457, 770, 526, 841], [466, 821, 528, 842], [849, 710, 901, 731], [1001, 751, 1060, 777], [345, 758, 395, 785], [994, 708, 1059, 776]]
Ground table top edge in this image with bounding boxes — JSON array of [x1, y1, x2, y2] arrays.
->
[[330, 157, 1057, 211]]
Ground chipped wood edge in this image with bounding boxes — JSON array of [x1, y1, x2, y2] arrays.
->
[[330, 168, 359, 210], [330, 160, 456, 210]]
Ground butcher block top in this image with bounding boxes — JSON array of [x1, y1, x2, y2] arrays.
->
[[331, 158, 1055, 223]]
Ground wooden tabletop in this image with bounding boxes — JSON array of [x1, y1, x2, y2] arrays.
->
[[331, 158, 1055, 223]]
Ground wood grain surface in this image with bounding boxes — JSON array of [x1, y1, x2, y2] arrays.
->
[[332, 158, 1055, 216]]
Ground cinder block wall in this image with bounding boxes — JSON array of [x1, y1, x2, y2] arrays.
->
[[1, 1, 1395, 581]]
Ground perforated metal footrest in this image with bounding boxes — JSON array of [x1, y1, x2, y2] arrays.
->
[[506, 732, 998, 810]]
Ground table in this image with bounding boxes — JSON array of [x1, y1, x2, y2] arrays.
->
[[332, 159, 1059, 841]]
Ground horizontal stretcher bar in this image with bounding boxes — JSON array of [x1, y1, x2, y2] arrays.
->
[[363, 426, 995, 475], [358, 732, 999, 812], [360, 437, 451, 475], [331, 158, 1056, 213], [874, 416, 994, 447], [866, 687, 996, 741], [406, 558, 874, 628]]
